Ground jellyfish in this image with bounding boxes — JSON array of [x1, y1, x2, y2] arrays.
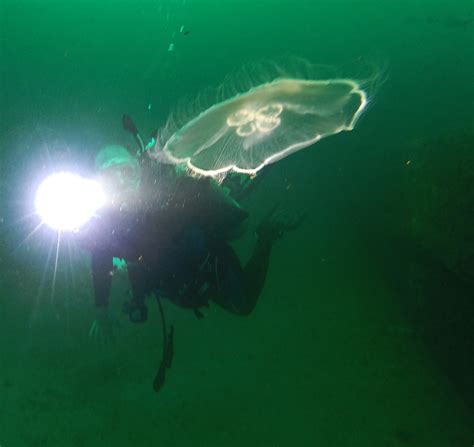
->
[[160, 76, 369, 177]]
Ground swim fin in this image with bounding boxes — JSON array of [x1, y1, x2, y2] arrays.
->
[[122, 114, 138, 135], [122, 114, 145, 155]]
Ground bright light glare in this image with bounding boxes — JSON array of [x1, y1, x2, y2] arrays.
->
[[35, 172, 105, 231]]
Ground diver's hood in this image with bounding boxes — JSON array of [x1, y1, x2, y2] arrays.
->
[[95, 145, 138, 171]]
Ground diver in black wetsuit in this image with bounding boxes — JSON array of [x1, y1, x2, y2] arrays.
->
[[79, 116, 301, 390], [81, 148, 291, 321]]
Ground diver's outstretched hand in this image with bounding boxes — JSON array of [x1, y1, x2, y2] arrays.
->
[[89, 307, 120, 346], [256, 204, 306, 245]]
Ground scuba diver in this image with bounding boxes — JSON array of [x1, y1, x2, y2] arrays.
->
[[79, 115, 302, 391]]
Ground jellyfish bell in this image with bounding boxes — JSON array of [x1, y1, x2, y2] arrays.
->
[[159, 66, 373, 178]]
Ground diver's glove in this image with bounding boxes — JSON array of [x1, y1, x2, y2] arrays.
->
[[123, 299, 148, 323], [89, 307, 120, 345], [256, 204, 306, 245]]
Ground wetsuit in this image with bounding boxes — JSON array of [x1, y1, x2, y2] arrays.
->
[[80, 167, 274, 319]]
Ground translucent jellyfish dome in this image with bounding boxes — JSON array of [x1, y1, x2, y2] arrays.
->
[[161, 75, 369, 177]]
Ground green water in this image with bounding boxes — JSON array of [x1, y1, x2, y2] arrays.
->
[[1, 1, 473, 445]]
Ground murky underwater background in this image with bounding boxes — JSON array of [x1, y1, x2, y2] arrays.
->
[[1, 0, 473, 445]]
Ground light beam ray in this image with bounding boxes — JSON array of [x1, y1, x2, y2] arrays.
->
[[51, 230, 61, 319], [29, 234, 55, 329], [13, 221, 45, 255]]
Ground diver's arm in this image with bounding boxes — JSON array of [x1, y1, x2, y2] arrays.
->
[[127, 263, 149, 304], [242, 206, 304, 304], [91, 249, 113, 308], [123, 264, 150, 322], [242, 237, 273, 308], [214, 211, 299, 315], [89, 251, 120, 343], [211, 237, 273, 316]]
